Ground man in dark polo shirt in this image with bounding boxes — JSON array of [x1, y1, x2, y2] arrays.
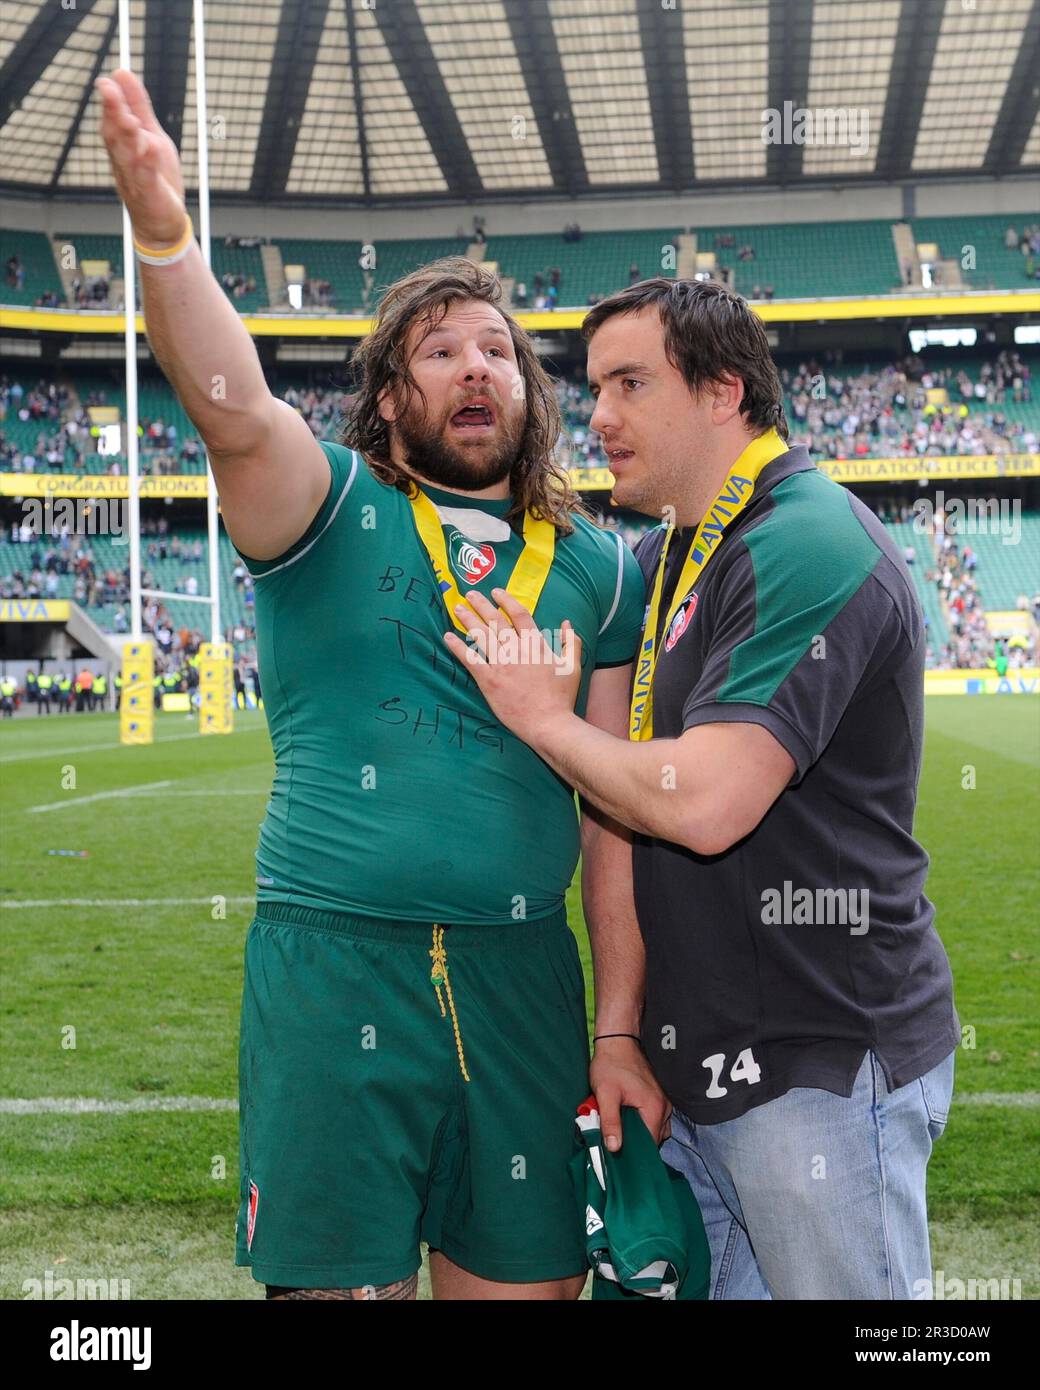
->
[[446, 278, 960, 1300]]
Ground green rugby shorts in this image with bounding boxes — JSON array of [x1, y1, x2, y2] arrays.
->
[[234, 902, 591, 1287]]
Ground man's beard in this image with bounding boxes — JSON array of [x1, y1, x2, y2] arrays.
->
[[396, 399, 523, 492]]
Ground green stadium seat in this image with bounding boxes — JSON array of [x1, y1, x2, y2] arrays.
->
[[698, 221, 900, 299], [486, 229, 681, 307], [274, 236, 472, 313], [0, 523, 256, 641], [56, 232, 269, 313], [911, 215, 1038, 291], [0, 230, 64, 306], [959, 515, 1040, 610], [884, 519, 950, 657]]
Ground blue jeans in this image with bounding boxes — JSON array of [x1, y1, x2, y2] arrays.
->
[[659, 1048, 955, 1300]]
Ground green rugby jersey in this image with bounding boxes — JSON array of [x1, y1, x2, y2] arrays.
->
[[237, 440, 645, 924]]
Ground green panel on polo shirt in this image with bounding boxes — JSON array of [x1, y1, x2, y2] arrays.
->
[[719, 470, 883, 706]]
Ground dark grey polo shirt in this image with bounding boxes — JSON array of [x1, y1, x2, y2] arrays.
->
[[632, 445, 960, 1124]]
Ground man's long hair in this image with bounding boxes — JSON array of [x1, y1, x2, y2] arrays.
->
[[341, 257, 581, 534]]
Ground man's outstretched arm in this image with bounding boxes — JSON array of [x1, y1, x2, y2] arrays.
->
[[445, 589, 796, 856], [96, 68, 329, 562]]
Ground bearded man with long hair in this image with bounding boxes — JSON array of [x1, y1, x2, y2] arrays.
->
[[97, 64, 664, 1303]]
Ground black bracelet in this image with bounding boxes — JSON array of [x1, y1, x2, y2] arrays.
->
[[593, 1032, 642, 1044]]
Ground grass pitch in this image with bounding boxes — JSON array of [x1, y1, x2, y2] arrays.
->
[[1, 697, 1036, 1299]]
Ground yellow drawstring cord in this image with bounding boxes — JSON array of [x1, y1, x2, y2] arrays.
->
[[429, 924, 470, 1083]]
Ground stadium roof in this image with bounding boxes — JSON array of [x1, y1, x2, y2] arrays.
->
[[1, 0, 1038, 208]]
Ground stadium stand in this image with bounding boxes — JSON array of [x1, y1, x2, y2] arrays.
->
[[782, 352, 1036, 461], [371, 237, 474, 300], [912, 215, 1040, 290], [958, 514, 1040, 611], [274, 235, 474, 312], [1, 230, 64, 306], [485, 228, 681, 307], [558, 352, 1038, 468], [5, 215, 1040, 312], [6, 498, 1034, 672], [884, 517, 952, 656], [2, 372, 210, 475], [275, 237, 365, 310], [53, 231, 123, 308], [3, 234, 1036, 672], [4, 348, 1038, 480], [3, 231, 271, 313], [0, 522, 255, 649], [697, 220, 901, 299], [208, 239, 268, 312], [881, 508, 1039, 667], [55, 232, 123, 268]]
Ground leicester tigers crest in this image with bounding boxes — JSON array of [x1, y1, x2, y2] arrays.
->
[[448, 528, 496, 584], [665, 593, 698, 652]]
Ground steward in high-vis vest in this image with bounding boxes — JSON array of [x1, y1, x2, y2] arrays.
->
[[74, 668, 92, 713], [36, 672, 54, 713]]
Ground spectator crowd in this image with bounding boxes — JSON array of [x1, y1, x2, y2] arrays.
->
[[2, 350, 1037, 679], [1004, 223, 1040, 281], [782, 350, 1034, 460], [922, 508, 1038, 670]]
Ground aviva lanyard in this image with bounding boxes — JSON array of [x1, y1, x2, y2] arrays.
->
[[629, 428, 789, 740], [408, 486, 556, 634]]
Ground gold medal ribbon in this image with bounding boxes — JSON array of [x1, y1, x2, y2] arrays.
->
[[408, 487, 556, 633], [629, 428, 789, 740]]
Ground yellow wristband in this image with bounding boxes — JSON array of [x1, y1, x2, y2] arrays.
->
[[133, 213, 194, 264]]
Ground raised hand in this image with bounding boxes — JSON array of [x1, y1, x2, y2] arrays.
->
[[95, 68, 187, 249]]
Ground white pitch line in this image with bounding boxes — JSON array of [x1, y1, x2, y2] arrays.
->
[[0, 725, 265, 765], [0, 1094, 1035, 1116], [0, 1097, 238, 1115], [0, 736, 126, 765], [28, 780, 173, 813], [0, 896, 257, 909], [956, 1092, 1039, 1107], [0, 732, 202, 765], [107, 788, 267, 797]]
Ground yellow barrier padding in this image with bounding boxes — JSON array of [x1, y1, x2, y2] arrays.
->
[[924, 666, 1039, 695], [120, 639, 155, 745], [4, 290, 1037, 339], [0, 599, 71, 622], [198, 640, 234, 735], [0, 474, 210, 499], [816, 455, 1040, 484]]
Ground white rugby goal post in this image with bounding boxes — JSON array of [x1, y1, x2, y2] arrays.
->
[[119, 0, 222, 648]]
